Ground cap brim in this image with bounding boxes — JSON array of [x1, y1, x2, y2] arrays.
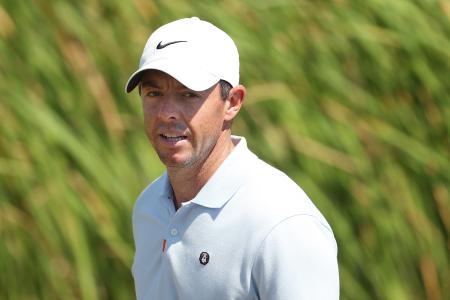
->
[[125, 58, 220, 93]]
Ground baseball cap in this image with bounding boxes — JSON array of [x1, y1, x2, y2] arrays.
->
[[125, 17, 239, 93]]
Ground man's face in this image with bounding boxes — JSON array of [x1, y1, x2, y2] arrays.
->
[[140, 70, 228, 169]]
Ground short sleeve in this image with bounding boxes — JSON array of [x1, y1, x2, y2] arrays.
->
[[251, 215, 339, 300]]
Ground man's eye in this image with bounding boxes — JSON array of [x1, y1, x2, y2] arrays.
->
[[146, 91, 161, 97], [182, 92, 198, 98]]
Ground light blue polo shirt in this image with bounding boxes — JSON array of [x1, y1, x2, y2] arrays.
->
[[132, 136, 339, 299]]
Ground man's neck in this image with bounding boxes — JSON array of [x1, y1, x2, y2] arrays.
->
[[167, 133, 236, 210]]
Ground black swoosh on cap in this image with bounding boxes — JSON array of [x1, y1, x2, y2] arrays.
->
[[156, 40, 187, 49]]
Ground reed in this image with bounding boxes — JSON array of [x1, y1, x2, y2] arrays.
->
[[1, 0, 449, 299]]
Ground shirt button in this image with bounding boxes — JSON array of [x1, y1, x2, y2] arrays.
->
[[170, 228, 178, 236]]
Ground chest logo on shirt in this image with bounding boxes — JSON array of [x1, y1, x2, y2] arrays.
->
[[199, 252, 210, 265]]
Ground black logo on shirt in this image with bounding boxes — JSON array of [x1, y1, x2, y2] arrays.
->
[[199, 252, 209, 265], [156, 40, 187, 49]]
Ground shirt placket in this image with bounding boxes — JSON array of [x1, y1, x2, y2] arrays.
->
[[162, 197, 189, 254]]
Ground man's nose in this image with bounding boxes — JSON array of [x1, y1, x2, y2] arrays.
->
[[158, 96, 178, 120]]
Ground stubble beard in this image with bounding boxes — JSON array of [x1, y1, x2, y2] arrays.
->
[[156, 135, 219, 171]]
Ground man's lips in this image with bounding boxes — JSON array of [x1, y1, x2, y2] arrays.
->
[[159, 133, 188, 142]]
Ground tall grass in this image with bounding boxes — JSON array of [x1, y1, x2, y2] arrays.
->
[[1, 0, 449, 299]]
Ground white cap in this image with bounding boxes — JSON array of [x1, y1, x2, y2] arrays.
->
[[125, 17, 239, 93]]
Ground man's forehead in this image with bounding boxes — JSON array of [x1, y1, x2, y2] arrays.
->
[[140, 70, 186, 88], [140, 70, 219, 93]]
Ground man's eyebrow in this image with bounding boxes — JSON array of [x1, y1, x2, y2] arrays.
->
[[140, 80, 188, 90], [140, 80, 161, 89]]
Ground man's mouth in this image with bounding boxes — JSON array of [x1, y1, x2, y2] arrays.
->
[[160, 133, 187, 142]]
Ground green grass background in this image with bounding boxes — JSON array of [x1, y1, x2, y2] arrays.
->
[[1, 0, 449, 299]]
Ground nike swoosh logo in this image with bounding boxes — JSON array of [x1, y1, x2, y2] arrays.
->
[[156, 40, 187, 49]]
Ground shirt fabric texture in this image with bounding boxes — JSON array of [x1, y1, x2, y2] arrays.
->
[[132, 136, 339, 299]]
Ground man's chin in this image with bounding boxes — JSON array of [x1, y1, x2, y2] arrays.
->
[[159, 154, 193, 169]]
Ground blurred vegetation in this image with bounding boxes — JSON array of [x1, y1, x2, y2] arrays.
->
[[1, 0, 449, 299]]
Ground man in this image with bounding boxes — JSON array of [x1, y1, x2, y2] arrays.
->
[[125, 17, 339, 299]]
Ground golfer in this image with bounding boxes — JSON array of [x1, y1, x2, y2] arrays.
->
[[126, 17, 339, 300]]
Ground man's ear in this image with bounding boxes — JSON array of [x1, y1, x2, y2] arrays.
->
[[224, 85, 246, 122]]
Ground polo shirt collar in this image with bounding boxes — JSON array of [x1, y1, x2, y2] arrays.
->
[[191, 136, 255, 208], [151, 171, 174, 216], [159, 136, 256, 209]]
